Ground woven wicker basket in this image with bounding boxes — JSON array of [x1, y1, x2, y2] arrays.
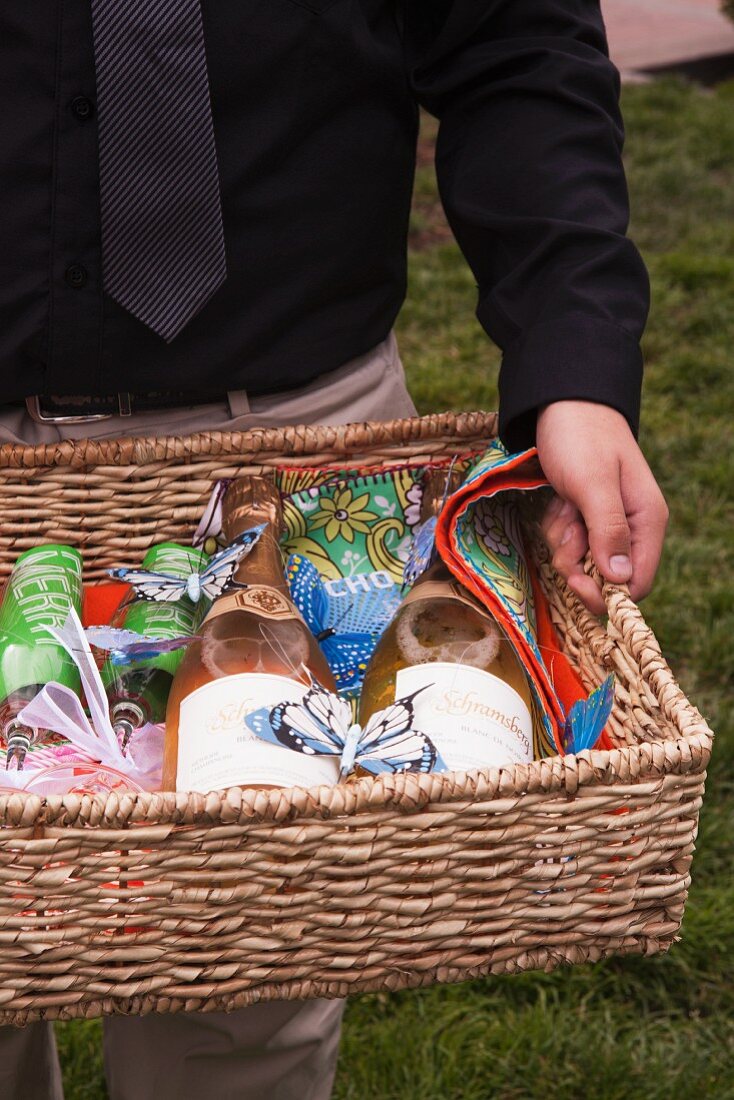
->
[[0, 412, 713, 1026]]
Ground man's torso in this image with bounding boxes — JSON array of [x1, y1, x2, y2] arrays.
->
[[0, 2, 419, 401]]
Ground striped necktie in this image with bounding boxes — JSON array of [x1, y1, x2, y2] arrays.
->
[[90, 0, 227, 343]]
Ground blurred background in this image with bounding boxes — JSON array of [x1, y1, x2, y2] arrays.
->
[[58, 3, 734, 1097], [605, 0, 734, 81]]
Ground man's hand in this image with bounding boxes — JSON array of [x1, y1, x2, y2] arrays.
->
[[536, 401, 668, 615]]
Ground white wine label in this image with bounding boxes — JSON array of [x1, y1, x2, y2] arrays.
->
[[177, 673, 339, 792], [202, 585, 299, 625], [395, 662, 533, 770]]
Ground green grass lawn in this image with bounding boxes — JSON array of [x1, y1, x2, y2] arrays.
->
[[55, 77, 734, 1099]]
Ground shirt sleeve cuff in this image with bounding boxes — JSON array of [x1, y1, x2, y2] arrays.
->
[[495, 313, 643, 453]]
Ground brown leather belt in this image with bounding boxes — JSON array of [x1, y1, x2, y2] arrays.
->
[[25, 391, 228, 424]]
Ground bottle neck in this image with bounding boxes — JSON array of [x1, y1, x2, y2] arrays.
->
[[409, 465, 462, 588], [419, 557, 451, 584], [419, 472, 449, 526], [419, 464, 462, 523], [0, 685, 44, 728], [221, 476, 289, 595], [0, 688, 42, 770], [233, 520, 289, 593]]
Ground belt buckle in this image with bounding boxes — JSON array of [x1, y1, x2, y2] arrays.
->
[[25, 395, 127, 424]]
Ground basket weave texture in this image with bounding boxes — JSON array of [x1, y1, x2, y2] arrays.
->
[[0, 412, 713, 1025]]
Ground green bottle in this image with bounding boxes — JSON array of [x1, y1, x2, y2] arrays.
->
[[0, 545, 84, 769], [102, 543, 210, 749]]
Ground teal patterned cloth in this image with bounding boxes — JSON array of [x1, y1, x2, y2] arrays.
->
[[436, 442, 564, 757]]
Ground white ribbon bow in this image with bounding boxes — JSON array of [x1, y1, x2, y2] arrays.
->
[[15, 607, 163, 790]]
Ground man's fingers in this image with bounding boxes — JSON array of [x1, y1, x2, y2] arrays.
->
[[539, 492, 570, 534], [566, 571, 607, 616], [548, 519, 607, 615], [623, 460, 669, 603], [550, 519, 607, 616], [540, 494, 584, 566], [539, 499, 608, 612], [577, 476, 634, 587], [553, 463, 667, 608], [540, 496, 577, 545], [535, 402, 669, 617], [540, 476, 662, 612], [628, 514, 668, 601], [550, 518, 588, 579]]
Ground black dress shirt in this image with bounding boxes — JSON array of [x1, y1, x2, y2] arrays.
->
[[0, 0, 649, 450]]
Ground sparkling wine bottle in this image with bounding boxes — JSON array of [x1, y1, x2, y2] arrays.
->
[[359, 468, 536, 770], [101, 542, 210, 750], [163, 476, 339, 792], [0, 545, 84, 769]]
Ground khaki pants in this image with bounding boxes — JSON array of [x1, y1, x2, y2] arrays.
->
[[0, 332, 417, 1100], [0, 331, 415, 445]]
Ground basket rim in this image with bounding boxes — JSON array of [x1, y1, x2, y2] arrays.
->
[[0, 729, 712, 831], [0, 410, 498, 470]]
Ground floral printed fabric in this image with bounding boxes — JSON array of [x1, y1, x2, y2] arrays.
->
[[276, 465, 433, 697], [273, 452, 566, 755], [435, 441, 565, 758], [278, 466, 432, 588], [310, 487, 378, 545], [276, 461, 477, 685]]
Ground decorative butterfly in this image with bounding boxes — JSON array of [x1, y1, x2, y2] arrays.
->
[[286, 554, 399, 695], [84, 626, 200, 666], [562, 675, 615, 754], [244, 679, 447, 779], [109, 525, 266, 604], [402, 516, 438, 587], [192, 478, 231, 555], [402, 459, 460, 587]]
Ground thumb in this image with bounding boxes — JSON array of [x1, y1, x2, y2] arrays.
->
[[574, 472, 633, 586]]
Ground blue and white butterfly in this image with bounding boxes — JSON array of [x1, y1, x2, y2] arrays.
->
[[244, 679, 447, 779], [192, 478, 232, 556], [402, 517, 438, 587], [402, 460, 460, 587], [84, 627, 200, 666], [109, 525, 266, 604], [562, 675, 614, 754], [286, 554, 400, 695]]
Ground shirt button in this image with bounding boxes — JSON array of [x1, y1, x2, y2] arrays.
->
[[65, 264, 88, 289], [70, 95, 95, 121]]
